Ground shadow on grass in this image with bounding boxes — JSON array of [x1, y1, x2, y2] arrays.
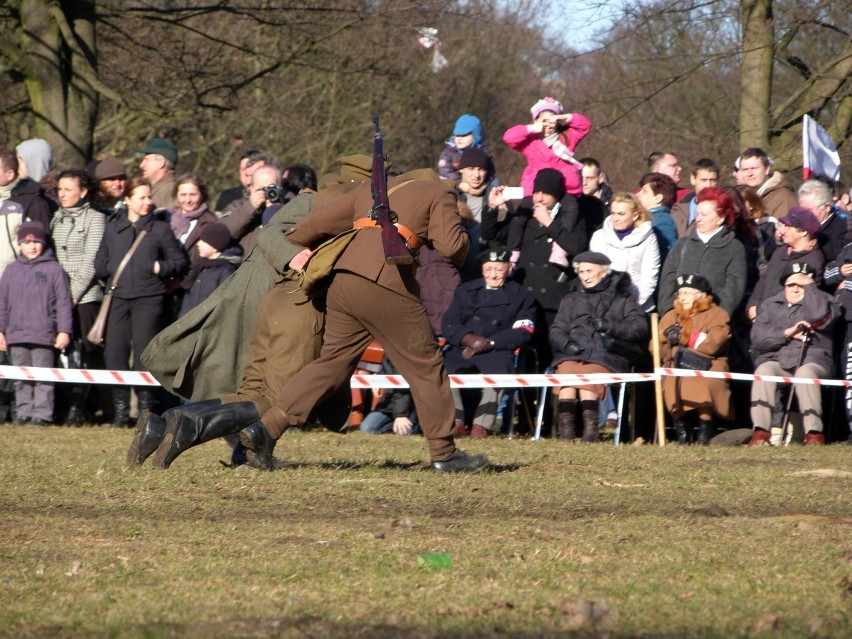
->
[[226, 459, 527, 473]]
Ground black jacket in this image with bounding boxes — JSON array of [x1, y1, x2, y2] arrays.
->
[[549, 271, 648, 371], [10, 178, 54, 229], [179, 252, 240, 317], [442, 278, 538, 374], [94, 211, 188, 299], [482, 193, 590, 312]]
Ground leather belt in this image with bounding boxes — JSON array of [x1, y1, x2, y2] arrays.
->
[[353, 217, 422, 251]]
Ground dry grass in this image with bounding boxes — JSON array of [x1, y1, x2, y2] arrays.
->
[[0, 425, 850, 638]]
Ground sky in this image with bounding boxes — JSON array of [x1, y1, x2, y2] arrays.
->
[[543, 1, 617, 53]]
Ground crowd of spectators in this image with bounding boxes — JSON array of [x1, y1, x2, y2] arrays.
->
[[1, 100, 851, 447]]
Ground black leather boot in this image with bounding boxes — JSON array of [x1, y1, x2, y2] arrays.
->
[[112, 388, 132, 427], [673, 417, 689, 445], [64, 385, 88, 426], [431, 448, 489, 473], [557, 399, 577, 440], [239, 421, 278, 470], [697, 418, 713, 446], [580, 400, 599, 443], [151, 400, 259, 469], [126, 409, 166, 466], [136, 387, 160, 414]]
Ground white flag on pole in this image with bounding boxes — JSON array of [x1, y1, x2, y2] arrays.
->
[[802, 114, 840, 180]]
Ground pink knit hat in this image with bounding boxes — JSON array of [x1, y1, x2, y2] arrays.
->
[[530, 96, 564, 120]]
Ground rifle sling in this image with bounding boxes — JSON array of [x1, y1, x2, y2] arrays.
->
[[354, 180, 421, 250]]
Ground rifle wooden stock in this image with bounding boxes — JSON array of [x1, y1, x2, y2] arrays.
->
[[371, 117, 414, 265]]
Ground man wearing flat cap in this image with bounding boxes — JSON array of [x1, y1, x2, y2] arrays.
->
[[441, 248, 538, 438], [92, 156, 127, 215], [747, 206, 825, 321], [138, 137, 178, 210], [747, 262, 838, 446]]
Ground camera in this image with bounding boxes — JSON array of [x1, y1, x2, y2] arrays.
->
[[262, 184, 283, 203]]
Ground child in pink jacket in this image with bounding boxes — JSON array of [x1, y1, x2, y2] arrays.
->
[[503, 97, 591, 197]]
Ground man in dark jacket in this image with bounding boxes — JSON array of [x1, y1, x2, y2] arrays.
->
[[442, 248, 538, 438], [746, 263, 837, 446], [0, 148, 53, 236]]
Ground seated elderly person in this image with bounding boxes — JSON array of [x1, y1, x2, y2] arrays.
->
[[442, 248, 538, 439], [549, 251, 647, 442], [746, 263, 838, 446], [658, 274, 733, 445]]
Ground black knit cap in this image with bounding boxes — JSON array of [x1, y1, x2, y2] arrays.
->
[[676, 273, 712, 294], [458, 148, 490, 170], [532, 168, 565, 199], [199, 223, 232, 253]]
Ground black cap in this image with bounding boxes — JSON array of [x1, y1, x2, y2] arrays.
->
[[478, 248, 510, 264], [676, 273, 712, 294], [532, 168, 565, 199], [779, 262, 816, 286], [458, 148, 490, 170], [572, 251, 611, 266]]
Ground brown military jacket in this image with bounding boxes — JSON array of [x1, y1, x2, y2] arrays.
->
[[286, 172, 469, 300]]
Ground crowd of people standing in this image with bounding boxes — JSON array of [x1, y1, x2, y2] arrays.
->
[[1, 100, 851, 451]]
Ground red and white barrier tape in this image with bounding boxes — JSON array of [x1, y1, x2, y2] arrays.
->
[[1, 365, 849, 389]]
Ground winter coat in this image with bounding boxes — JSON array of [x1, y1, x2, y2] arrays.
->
[[141, 193, 318, 400], [151, 174, 176, 211], [502, 113, 592, 197], [658, 226, 747, 315], [415, 245, 461, 337], [49, 203, 106, 304], [816, 211, 847, 264], [221, 197, 263, 256], [178, 250, 241, 318], [94, 211, 188, 300], [0, 199, 24, 277], [824, 245, 852, 322], [658, 301, 732, 420], [747, 243, 824, 313], [0, 249, 72, 346], [442, 279, 538, 374], [751, 284, 837, 372], [589, 218, 660, 306], [649, 205, 678, 263], [758, 172, 797, 222], [549, 271, 648, 372], [8, 178, 53, 230], [457, 177, 502, 281], [482, 194, 588, 313]]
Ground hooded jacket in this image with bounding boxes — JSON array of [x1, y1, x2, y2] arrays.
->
[[0, 249, 73, 346]]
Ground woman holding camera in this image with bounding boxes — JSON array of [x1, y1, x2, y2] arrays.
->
[[549, 252, 647, 442], [657, 274, 732, 445], [95, 178, 188, 425]]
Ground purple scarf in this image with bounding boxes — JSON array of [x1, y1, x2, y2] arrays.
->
[[169, 203, 209, 240]]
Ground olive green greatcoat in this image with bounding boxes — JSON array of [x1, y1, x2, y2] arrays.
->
[[141, 194, 316, 401]]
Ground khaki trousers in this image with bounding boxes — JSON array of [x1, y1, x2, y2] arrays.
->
[[750, 361, 828, 434], [263, 272, 455, 461]]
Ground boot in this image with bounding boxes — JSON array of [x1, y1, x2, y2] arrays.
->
[[112, 388, 133, 427], [151, 400, 259, 469], [580, 400, 599, 443], [64, 385, 88, 426], [239, 421, 277, 470], [431, 449, 489, 473], [557, 399, 577, 440], [673, 417, 689, 445], [696, 418, 713, 446], [745, 428, 771, 447], [126, 409, 166, 466], [136, 387, 160, 414]]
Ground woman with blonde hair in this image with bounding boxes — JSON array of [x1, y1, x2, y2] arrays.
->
[[589, 192, 660, 308]]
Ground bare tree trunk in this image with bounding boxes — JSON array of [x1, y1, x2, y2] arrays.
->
[[15, 0, 100, 167], [739, 0, 774, 151]]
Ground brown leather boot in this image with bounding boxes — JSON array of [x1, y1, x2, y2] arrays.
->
[[745, 428, 771, 447], [580, 400, 599, 443], [557, 399, 577, 440]]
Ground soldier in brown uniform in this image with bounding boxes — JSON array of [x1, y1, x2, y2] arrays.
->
[[238, 172, 488, 472]]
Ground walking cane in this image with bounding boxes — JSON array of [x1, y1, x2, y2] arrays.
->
[[650, 313, 667, 446], [779, 326, 811, 446]]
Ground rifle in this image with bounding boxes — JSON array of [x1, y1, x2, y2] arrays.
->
[[370, 117, 414, 265]]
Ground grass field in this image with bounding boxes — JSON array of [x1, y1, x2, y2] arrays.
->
[[1, 425, 850, 638]]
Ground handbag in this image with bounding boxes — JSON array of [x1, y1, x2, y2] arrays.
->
[[673, 347, 712, 371], [86, 230, 149, 344], [298, 228, 360, 298]]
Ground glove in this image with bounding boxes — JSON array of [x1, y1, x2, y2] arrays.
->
[[591, 318, 611, 333], [460, 334, 494, 359], [562, 340, 583, 356], [664, 324, 681, 346]]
